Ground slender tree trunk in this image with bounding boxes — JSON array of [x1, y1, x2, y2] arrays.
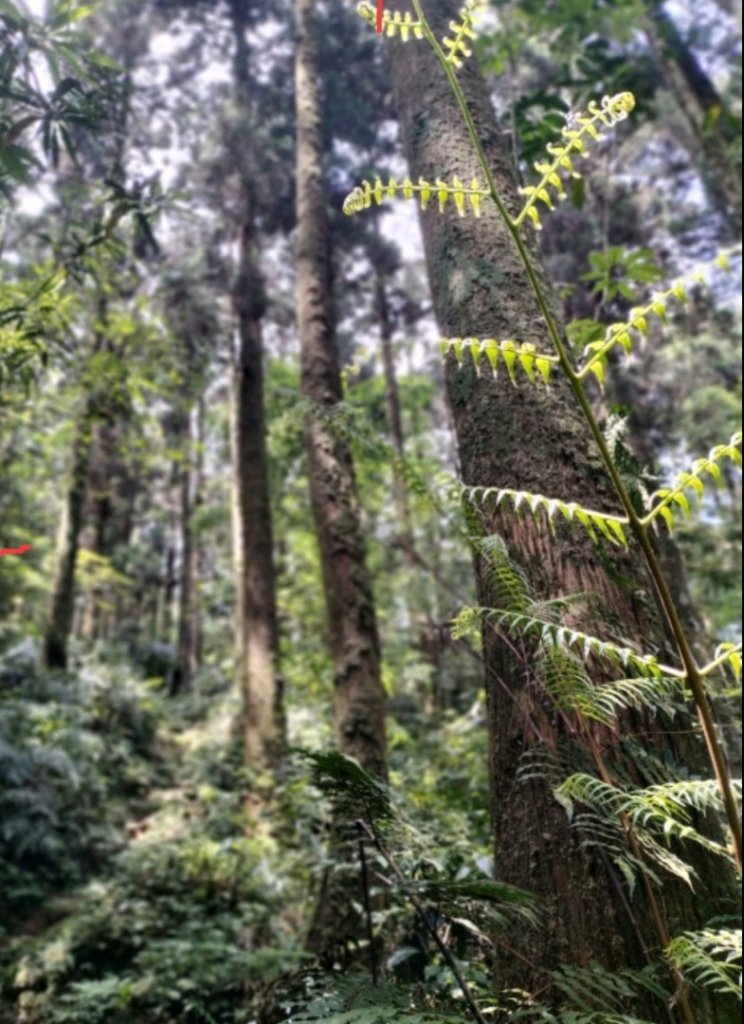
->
[[375, 272, 416, 566], [40, 408, 94, 670], [171, 408, 200, 694], [228, 0, 285, 772], [296, 0, 387, 779], [387, 5, 736, 1018], [296, 0, 388, 959], [645, 1, 742, 229]]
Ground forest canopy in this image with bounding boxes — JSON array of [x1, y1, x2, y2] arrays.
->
[[0, 1, 741, 1023]]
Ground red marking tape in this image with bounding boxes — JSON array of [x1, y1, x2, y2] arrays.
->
[[0, 544, 32, 558], [376, 0, 383, 32]]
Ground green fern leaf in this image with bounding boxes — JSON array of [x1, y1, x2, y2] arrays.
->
[[343, 175, 489, 217], [643, 431, 742, 530], [443, 335, 557, 383], [473, 607, 664, 677], [666, 928, 742, 999], [461, 482, 628, 546]]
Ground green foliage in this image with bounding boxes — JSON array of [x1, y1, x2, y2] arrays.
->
[[0, 651, 162, 915], [582, 247, 664, 304], [0, 0, 119, 196], [287, 975, 467, 1023], [303, 748, 394, 821]]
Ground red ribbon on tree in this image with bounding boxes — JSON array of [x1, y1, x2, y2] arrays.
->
[[0, 544, 31, 558], [376, 0, 383, 32]]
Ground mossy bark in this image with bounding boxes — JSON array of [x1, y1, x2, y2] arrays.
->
[[387, 4, 738, 1019]]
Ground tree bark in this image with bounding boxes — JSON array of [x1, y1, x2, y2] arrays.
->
[[387, 4, 737, 1018], [295, 0, 387, 780], [645, 1, 742, 230], [171, 407, 200, 694], [296, 0, 388, 960], [228, 0, 286, 772], [40, 406, 94, 670], [375, 271, 416, 566]]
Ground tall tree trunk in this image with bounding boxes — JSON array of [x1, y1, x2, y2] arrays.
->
[[645, 1, 742, 229], [40, 407, 95, 670], [296, 0, 388, 960], [387, 5, 736, 1019], [171, 407, 200, 694], [295, 0, 387, 778], [228, 0, 285, 772], [375, 271, 416, 566]]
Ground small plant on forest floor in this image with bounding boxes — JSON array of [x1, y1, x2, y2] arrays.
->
[[343, 2, 742, 1022]]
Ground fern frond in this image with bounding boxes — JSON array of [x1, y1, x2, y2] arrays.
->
[[476, 535, 531, 612], [343, 175, 489, 217], [471, 607, 666, 677], [443, 335, 557, 385], [537, 650, 685, 726], [301, 750, 393, 821], [462, 482, 628, 546], [578, 248, 742, 384], [666, 928, 742, 999], [514, 93, 635, 230], [590, 675, 687, 721], [357, 3, 424, 40], [441, 0, 484, 69], [557, 774, 734, 868], [550, 961, 669, 1016], [642, 431, 742, 530]]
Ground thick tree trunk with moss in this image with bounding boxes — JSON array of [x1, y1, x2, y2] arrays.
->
[[296, 0, 388, 960], [387, 4, 737, 1019], [228, 0, 285, 772]]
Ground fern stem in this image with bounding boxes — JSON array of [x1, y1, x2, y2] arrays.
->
[[412, 0, 742, 879]]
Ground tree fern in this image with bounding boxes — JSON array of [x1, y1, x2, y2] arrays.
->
[[354, 0, 743, 880]]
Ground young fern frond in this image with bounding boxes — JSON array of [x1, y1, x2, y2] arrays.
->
[[643, 431, 742, 531], [356, 3, 425, 40], [462, 482, 629, 546], [666, 928, 742, 999], [443, 335, 557, 385], [343, 175, 489, 217], [441, 0, 483, 69], [514, 92, 636, 230]]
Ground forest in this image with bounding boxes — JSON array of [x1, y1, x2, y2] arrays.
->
[[0, 0, 742, 1022]]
